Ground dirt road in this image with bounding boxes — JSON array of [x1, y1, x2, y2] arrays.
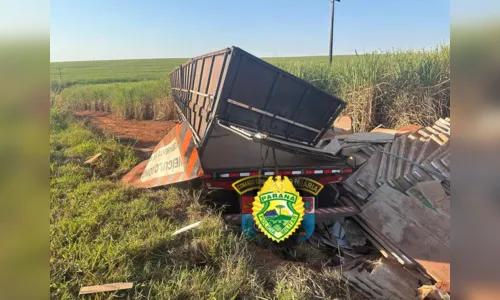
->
[[75, 111, 178, 157]]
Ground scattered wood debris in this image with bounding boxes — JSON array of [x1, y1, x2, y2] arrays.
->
[[358, 184, 450, 285], [171, 221, 202, 236], [341, 257, 432, 299], [79, 282, 133, 295], [336, 117, 451, 295], [342, 118, 451, 196]]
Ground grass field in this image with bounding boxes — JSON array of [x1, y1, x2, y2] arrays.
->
[[53, 46, 450, 131], [49, 109, 357, 299], [50, 58, 187, 87], [50, 54, 357, 87]]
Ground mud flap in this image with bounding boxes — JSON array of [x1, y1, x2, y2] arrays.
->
[[121, 121, 204, 188], [241, 196, 265, 241], [296, 197, 315, 242]]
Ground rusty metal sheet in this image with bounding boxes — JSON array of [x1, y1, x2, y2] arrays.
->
[[169, 49, 230, 144], [121, 121, 203, 188]]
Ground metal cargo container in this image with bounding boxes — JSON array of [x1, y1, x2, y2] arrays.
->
[[169, 47, 345, 148], [124, 47, 355, 243]]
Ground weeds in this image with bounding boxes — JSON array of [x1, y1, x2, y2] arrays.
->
[[59, 80, 174, 120], [275, 45, 450, 131]]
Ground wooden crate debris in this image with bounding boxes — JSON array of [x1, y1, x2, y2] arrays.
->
[[340, 117, 451, 196], [340, 257, 432, 299], [79, 282, 133, 295], [356, 184, 450, 287], [336, 117, 451, 292]]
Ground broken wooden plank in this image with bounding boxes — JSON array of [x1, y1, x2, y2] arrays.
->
[[366, 258, 421, 299], [352, 215, 412, 266], [417, 129, 431, 138], [432, 125, 449, 135], [435, 118, 450, 129], [367, 184, 450, 245], [386, 137, 402, 190], [438, 133, 449, 144], [343, 164, 371, 200], [413, 181, 450, 216], [342, 258, 422, 300], [375, 142, 392, 187], [430, 156, 450, 178], [344, 132, 396, 143], [83, 153, 102, 165], [436, 118, 451, 130], [394, 135, 410, 191], [402, 138, 423, 185], [417, 142, 450, 181], [343, 270, 387, 299], [353, 269, 407, 300], [406, 185, 433, 207], [342, 198, 415, 266], [172, 221, 202, 236], [338, 197, 402, 263], [430, 134, 446, 146], [79, 282, 133, 295], [356, 147, 383, 193], [440, 153, 450, 168], [411, 138, 441, 181], [424, 126, 440, 135]]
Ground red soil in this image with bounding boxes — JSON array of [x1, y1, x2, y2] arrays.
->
[[74, 111, 178, 150]]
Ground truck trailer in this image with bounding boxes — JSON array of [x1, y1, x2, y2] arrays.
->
[[122, 47, 358, 242]]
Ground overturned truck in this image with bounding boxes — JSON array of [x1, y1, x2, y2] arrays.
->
[[123, 47, 356, 242]]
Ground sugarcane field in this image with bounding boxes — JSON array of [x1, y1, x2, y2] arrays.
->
[[50, 1, 451, 299]]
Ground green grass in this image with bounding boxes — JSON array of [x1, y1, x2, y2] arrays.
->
[[50, 109, 358, 299], [51, 58, 187, 87], [53, 46, 450, 130]]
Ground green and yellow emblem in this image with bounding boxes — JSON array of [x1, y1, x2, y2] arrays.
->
[[252, 176, 304, 242]]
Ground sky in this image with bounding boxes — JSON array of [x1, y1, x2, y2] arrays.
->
[[49, 0, 455, 62]]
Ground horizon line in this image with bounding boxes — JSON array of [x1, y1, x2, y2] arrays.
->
[[50, 44, 449, 63]]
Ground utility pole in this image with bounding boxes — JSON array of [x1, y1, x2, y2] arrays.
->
[[329, 0, 340, 65]]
